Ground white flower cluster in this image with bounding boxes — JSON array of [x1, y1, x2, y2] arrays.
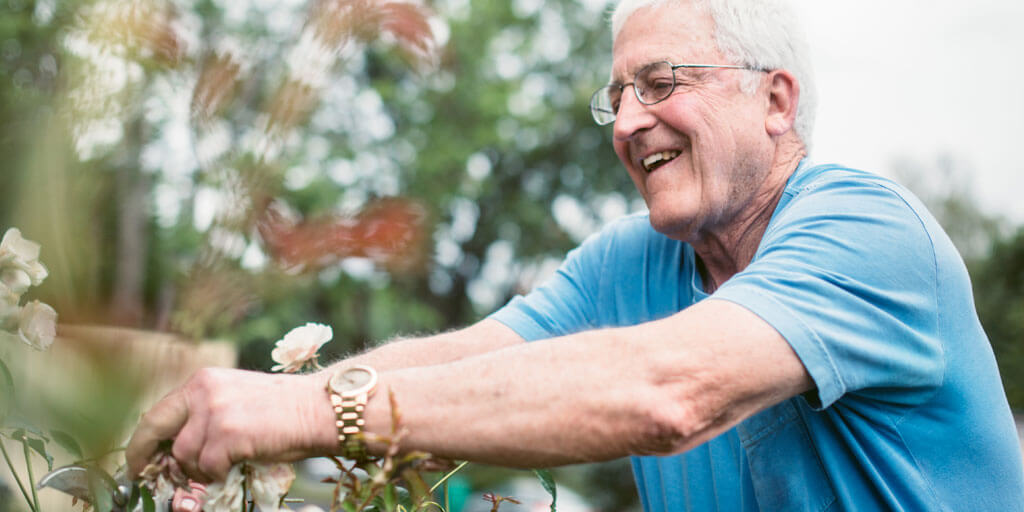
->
[[0, 228, 58, 351], [202, 462, 296, 512]]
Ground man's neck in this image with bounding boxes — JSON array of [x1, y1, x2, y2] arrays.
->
[[692, 141, 806, 293]]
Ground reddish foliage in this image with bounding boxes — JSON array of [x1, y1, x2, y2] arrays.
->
[[258, 198, 429, 272], [378, 2, 436, 60], [192, 53, 243, 123], [308, 0, 436, 63]]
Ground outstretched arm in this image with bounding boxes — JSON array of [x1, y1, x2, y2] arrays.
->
[[125, 318, 524, 480], [127, 299, 812, 481]]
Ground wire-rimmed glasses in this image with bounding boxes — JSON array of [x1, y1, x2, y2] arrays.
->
[[589, 60, 763, 125]]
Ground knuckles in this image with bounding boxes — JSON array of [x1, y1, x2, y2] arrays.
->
[[140, 367, 300, 481], [187, 367, 231, 394]]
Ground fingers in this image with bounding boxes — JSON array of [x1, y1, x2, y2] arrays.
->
[[197, 441, 236, 483], [129, 368, 321, 484], [126, 388, 191, 477], [171, 397, 213, 483], [171, 370, 236, 482], [171, 483, 206, 512]]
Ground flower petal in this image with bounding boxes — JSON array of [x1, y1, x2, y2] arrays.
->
[[17, 300, 57, 351], [0, 228, 41, 264], [270, 323, 332, 372]]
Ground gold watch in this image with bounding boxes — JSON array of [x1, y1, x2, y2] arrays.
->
[[326, 365, 378, 461]]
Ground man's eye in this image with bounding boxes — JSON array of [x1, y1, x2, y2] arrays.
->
[[639, 78, 674, 100], [650, 79, 674, 91]]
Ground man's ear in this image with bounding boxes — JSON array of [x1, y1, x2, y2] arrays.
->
[[764, 70, 800, 137]]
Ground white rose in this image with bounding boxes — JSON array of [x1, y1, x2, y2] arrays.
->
[[248, 462, 296, 512], [18, 259, 48, 286], [202, 464, 245, 512], [1, 268, 32, 295], [0, 228, 41, 264], [17, 300, 57, 351], [0, 228, 48, 286], [270, 322, 332, 373]]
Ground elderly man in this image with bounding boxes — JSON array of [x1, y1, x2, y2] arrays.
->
[[127, 0, 1024, 510]]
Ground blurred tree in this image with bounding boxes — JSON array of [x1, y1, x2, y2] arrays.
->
[[971, 229, 1024, 410], [1, 0, 637, 353]]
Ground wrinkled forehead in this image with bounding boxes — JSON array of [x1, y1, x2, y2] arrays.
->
[[610, 2, 720, 82]]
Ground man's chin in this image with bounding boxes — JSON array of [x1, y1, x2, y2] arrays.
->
[[647, 210, 698, 241]]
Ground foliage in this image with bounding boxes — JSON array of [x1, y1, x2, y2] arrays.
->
[[970, 228, 1024, 410], [0, 0, 634, 357]]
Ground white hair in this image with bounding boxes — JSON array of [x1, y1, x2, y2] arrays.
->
[[610, 0, 817, 149]]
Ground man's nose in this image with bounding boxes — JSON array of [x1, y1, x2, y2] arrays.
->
[[613, 86, 657, 141]]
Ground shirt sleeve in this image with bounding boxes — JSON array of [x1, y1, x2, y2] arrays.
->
[[488, 222, 615, 341], [712, 177, 944, 410]]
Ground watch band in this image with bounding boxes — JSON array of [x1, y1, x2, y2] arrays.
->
[[330, 391, 369, 461], [326, 365, 378, 461]]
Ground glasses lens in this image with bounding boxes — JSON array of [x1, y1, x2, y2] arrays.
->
[[635, 61, 675, 105], [590, 86, 619, 125]]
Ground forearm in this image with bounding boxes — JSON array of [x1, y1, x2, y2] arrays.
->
[[326, 318, 524, 373], [366, 328, 659, 467], [314, 300, 812, 468]]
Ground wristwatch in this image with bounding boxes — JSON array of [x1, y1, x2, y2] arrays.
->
[[326, 364, 378, 461]]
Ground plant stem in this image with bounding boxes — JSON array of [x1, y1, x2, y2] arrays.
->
[[23, 441, 41, 512], [0, 437, 37, 512], [242, 472, 249, 512], [428, 461, 468, 494]]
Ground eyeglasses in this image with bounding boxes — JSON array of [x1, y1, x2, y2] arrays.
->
[[589, 60, 763, 125]]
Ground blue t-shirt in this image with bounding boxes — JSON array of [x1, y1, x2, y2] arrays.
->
[[490, 162, 1024, 511]]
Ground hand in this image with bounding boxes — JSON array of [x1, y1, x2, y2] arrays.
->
[[126, 368, 332, 483]]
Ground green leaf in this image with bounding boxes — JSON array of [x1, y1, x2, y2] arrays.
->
[[140, 485, 155, 512], [49, 429, 84, 460], [87, 467, 114, 512], [10, 422, 49, 441], [128, 484, 141, 511], [12, 429, 54, 471], [396, 485, 413, 509], [532, 469, 557, 512], [25, 436, 53, 471]]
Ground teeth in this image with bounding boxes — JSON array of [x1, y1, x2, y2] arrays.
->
[[642, 151, 680, 172]]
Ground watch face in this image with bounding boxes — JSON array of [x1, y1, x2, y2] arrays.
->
[[330, 365, 377, 395]]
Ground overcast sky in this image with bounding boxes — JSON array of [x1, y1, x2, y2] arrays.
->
[[795, 1, 1024, 223]]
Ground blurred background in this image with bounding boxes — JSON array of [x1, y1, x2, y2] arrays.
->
[[0, 0, 1021, 510]]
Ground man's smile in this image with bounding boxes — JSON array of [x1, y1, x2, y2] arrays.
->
[[641, 150, 682, 173]]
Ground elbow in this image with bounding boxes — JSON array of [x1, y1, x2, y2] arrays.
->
[[627, 395, 709, 457]]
